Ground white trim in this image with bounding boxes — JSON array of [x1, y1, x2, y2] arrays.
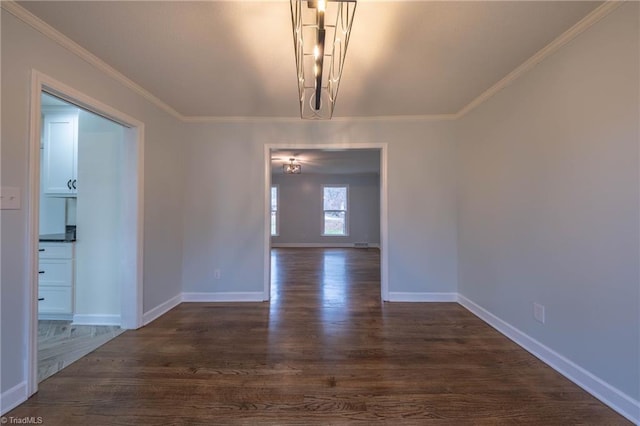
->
[[26, 71, 145, 400], [120, 123, 145, 331], [72, 314, 121, 326], [143, 294, 183, 326], [387, 292, 458, 302], [0, 381, 28, 416], [182, 114, 459, 123], [263, 145, 273, 301], [26, 69, 43, 408], [182, 292, 266, 302], [454, 1, 623, 119], [37, 313, 73, 321], [379, 146, 389, 302], [1, 1, 184, 121], [271, 243, 380, 248], [458, 295, 640, 425], [270, 184, 279, 237]]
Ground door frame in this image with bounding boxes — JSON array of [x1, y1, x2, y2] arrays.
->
[[263, 143, 389, 301], [26, 70, 145, 396]]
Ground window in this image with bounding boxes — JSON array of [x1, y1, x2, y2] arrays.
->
[[271, 185, 278, 236], [322, 185, 348, 236]]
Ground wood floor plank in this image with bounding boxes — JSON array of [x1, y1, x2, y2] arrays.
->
[[10, 248, 630, 424]]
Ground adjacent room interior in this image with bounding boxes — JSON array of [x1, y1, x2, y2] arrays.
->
[[1, 1, 638, 423], [37, 92, 125, 382], [268, 148, 382, 322]]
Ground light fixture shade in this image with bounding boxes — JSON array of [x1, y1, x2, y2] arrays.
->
[[290, 0, 357, 120]]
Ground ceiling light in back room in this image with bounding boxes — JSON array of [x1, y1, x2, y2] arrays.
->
[[283, 158, 302, 174]]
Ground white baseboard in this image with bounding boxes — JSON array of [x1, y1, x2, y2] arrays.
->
[[387, 292, 458, 302], [271, 243, 380, 248], [457, 294, 640, 424], [38, 313, 73, 321], [143, 293, 182, 326], [182, 292, 266, 302], [72, 314, 120, 326], [0, 381, 27, 416]]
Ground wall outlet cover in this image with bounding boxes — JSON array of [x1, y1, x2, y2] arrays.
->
[[533, 303, 546, 324]]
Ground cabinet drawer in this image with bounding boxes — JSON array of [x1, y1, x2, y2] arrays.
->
[[38, 286, 73, 314], [39, 243, 73, 259], [38, 259, 73, 287]]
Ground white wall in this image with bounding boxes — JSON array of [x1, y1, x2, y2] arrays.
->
[[182, 120, 458, 296], [1, 8, 186, 402], [272, 172, 380, 245], [456, 2, 639, 404], [74, 110, 123, 320]]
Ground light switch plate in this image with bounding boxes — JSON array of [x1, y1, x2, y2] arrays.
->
[[0, 187, 21, 210]]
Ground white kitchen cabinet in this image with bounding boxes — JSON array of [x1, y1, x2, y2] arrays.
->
[[38, 242, 75, 317], [42, 108, 79, 196]]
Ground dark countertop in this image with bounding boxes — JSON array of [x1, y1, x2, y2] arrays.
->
[[39, 233, 76, 242]]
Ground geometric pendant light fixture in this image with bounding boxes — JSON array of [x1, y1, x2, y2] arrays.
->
[[290, 0, 357, 119]]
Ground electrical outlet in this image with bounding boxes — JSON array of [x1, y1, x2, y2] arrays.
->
[[533, 303, 545, 324], [214, 269, 221, 280]]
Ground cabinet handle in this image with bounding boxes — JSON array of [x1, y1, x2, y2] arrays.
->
[[39, 248, 45, 252], [38, 298, 45, 301], [67, 179, 72, 190], [72, 180, 77, 190], [39, 271, 45, 274]]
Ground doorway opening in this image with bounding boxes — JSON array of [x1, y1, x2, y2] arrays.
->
[[27, 71, 144, 396], [263, 144, 389, 302], [37, 92, 127, 382]]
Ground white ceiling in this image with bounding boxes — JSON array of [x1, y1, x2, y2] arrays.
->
[[271, 149, 380, 175], [18, 1, 600, 119], [41, 92, 70, 107]]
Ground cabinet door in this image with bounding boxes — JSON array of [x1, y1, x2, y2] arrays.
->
[[38, 287, 73, 314], [38, 242, 75, 316], [42, 111, 78, 196], [39, 242, 74, 259], [38, 259, 73, 287]]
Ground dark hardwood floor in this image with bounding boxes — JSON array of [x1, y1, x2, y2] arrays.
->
[[9, 248, 630, 424]]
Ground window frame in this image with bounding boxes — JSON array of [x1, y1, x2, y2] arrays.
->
[[270, 184, 279, 237], [321, 184, 349, 237]]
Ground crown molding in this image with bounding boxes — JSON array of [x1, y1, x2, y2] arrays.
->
[[1, 0, 186, 122], [454, 0, 624, 120], [183, 115, 311, 124], [2, 0, 624, 124], [183, 113, 457, 124], [329, 114, 458, 122]]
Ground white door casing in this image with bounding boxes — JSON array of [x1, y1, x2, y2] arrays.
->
[[27, 70, 145, 397], [263, 143, 389, 301]]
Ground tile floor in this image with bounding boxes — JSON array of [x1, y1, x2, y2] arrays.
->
[[38, 320, 124, 382]]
